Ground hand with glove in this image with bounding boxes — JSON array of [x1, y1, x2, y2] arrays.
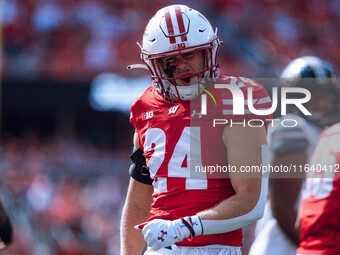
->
[[135, 216, 203, 251]]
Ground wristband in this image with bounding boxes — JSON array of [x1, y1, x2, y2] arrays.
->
[[181, 217, 195, 239]]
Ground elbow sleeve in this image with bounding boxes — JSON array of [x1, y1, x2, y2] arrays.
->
[[129, 148, 153, 185]]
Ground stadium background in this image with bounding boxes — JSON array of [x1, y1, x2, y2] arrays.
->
[[1, 0, 339, 254]]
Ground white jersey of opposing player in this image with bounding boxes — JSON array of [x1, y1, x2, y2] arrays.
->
[[249, 114, 322, 255]]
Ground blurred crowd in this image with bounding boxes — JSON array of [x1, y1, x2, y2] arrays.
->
[[3, 0, 340, 81], [0, 132, 130, 254]]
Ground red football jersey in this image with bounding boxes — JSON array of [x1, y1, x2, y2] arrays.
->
[[297, 123, 340, 255], [130, 76, 272, 247]]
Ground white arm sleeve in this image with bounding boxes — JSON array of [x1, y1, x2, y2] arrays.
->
[[192, 145, 269, 236]]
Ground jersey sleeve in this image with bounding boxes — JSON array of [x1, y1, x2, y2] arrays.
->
[[129, 108, 137, 133], [129, 86, 155, 151], [323, 122, 340, 136], [129, 89, 148, 133], [130, 98, 144, 148]]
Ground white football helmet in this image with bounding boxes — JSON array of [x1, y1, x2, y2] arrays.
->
[[140, 5, 221, 101]]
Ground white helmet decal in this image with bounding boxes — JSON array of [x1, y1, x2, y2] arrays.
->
[[160, 6, 189, 44]]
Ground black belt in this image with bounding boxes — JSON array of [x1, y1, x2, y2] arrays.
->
[[165, 246, 172, 250]]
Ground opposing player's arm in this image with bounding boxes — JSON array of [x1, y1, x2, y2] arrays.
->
[[120, 132, 153, 255], [269, 150, 305, 245], [195, 124, 268, 233], [295, 197, 302, 236], [268, 125, 307, 245]]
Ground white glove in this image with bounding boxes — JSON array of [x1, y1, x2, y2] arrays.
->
[[141, 216, 203, 251]]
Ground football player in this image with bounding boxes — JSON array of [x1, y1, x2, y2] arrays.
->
[[120, 5, 272, 254], [297, 121, 340, 255], [249, 56, 340, 255]]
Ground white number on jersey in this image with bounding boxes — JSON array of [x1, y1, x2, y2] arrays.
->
[[144, 127, 207, 193]]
